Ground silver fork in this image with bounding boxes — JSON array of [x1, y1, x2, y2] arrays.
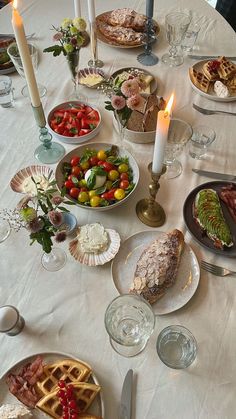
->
[[193, 103, 236, 116], [201, 260, 236, 277]]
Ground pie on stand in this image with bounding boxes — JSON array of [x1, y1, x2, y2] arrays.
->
[[0, 0, 236, 418]]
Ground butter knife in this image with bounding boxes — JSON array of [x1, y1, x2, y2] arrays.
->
[[192, 169, 236, 181], [188, 55, 236, 60], [119, 369, 133, 419]]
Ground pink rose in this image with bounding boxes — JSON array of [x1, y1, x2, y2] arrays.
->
[[121, 79, 140, 98], [126, 94, 146, 111], [111, 95, 126, 110]]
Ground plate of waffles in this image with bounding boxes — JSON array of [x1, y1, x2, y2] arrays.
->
[[96, 8, 160, 48], [189, 56, 236, 102], [0, 351, 104, 419]]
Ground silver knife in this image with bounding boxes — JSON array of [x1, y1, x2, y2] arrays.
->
[[188, 55, 236, 60], [192, 169, 236, 181], [119, 369, 133, 419]]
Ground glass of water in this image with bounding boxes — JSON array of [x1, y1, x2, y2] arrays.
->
[[181, 23, 200, 53], [7, 42, 46, 98], [0, 76, 14, 108], [162, 12, 191, 66], [189, 125, 216, 159], [156, 325, 197, 369], [104, 294, 155, 357]]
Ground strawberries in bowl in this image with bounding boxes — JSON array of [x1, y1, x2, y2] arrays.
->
[[47, 101, 101, 144]]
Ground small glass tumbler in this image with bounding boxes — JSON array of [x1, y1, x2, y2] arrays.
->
[[0, 305, 25, 336], [181, 23, 200, 53], [0, 76, 14, 108], [189, 125, 216, 159], [156, 325, 197, 369]]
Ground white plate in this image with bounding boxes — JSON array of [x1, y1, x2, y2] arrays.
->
[[189, 60, 236, 102], [111, 231, 200, 315], [0, 351, 105, 418]]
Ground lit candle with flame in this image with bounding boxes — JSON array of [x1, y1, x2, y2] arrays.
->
[[152, 94, 174, 173], [11, 0, 41, 108]]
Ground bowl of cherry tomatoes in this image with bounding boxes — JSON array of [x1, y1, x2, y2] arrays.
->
[[55, 143, 139, 211], [47, 101, 101, 144]]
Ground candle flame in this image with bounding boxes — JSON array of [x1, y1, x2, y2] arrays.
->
[[164, 93, 174, 116], [12, 0, 17, 9]]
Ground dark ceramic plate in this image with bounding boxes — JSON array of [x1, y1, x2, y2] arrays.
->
[[183, 181, 236, 257]]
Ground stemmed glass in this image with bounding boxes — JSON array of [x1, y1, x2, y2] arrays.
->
[[164, 118, 193, 179], [41, 247, 67, 272], [104, 294, 155, 357], [7, 42, 47, 98], [162, 12, 191, 67]]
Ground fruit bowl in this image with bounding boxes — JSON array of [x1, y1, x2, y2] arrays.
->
[[55, 142, 139, 211], [47, 101, 101, 145]]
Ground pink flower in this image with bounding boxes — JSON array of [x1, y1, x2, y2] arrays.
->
[[111, 95, 126, 110], [52, 196, 63, 205], [53, 32, 63, 42], [126, 94, 146, 111], [121, 79, 140, 98], [48, 210, 62, 226], [28, 217, 44, 233], [55, 231, 67, 242]]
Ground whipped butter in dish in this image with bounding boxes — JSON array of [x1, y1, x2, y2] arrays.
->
[[78, 223, 109, 253], [22, 175, 49, 196], [214, 80, 230, 98], [0, 404, 32, 419]]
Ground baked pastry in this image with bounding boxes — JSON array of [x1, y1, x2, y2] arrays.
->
[[217, 56, 236, 80], [129, 229, 184, 304], [96, 21, 144, 46], [36, 359, 91, 397], [193, 188, 233, 249], [189, 67, 210, 93], [108, 8, 146, 31], [36, 382, 101, 419]]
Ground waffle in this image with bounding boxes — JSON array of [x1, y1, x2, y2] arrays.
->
[[217, 56, 236, 80], [226, 76, 236, 93], [202, 61, 220, 81], [189, 67, 210, 93], [36, 359, 91, 397], [36, 381, 101, 419]]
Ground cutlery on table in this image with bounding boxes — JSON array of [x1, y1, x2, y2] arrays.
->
[[188, 55, 236, 60], [201, 261, 236, 277], [119, 369, 133, 419], [0, 32, 36, 39], [192, 169, 236, 181], [192, 103, 236, 116]]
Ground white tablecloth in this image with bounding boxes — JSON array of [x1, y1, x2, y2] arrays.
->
[[0, 1, 236, 418]]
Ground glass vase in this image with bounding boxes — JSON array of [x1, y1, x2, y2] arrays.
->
[[113, 110, 126, 150], [66, 49, 86, 102], [41, 247, 67, 272]]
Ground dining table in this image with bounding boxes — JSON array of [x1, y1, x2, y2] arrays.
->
[[0, 0, 236, 418]]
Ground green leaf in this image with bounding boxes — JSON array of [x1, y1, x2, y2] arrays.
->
[[92, 166, 106, 176], [95, 185, 107, 195], [86, 171, 96, 190], [80, 149, 97, 165], [63, 201, 76, 205], [57, 206, 70, 212], [61, 186, 67, 197], [71, 176, 79, 185], [43, 45, 64, 57], [62, 162, 72, 174]]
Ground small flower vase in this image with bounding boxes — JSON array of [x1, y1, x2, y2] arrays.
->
[[41, 247, 67, 272], [113, 110, 126, 149], [66, 49, 86, 102]]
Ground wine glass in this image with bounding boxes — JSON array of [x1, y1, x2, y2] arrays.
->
[[7, 42, 47, 98], [162, 12, 191, 67], [104, 294, 155, 357], [164, 118, 193, 179]]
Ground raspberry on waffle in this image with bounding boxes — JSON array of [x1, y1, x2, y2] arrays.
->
[[189, 67, 210, 93], [36, 382, 101, 419], [202, 60, 220, 81], [217, 56, 236, 80], [36, 359, 91, 397]]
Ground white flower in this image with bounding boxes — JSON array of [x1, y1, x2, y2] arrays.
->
[[61, 18, 73, 29], [73, 17, 86, 31]]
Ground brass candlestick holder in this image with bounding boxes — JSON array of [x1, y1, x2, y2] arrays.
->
[[136, 163, 166, 227]]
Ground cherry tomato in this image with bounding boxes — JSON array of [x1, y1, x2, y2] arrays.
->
[[88, 190, 97, 198], [114, 188, 125, 200], [89, 156, 99, 166], [97, 150, 107, 160], [99, 161, 115, 172], [90, 196, 101, 207], [101, 188, 116, 200], [118, 163, 129, 173], [70, 156, 80, 166], [78, 191, 89, 203], [78, 179, 87, 188], [120, 172, 129, 181], [105, 180, 113, 190], [64, 180, 74, 189], [108, 169, 119, 181], [80, 161, 90, 170], [119, 180, 129, 189], [71, 166, 82, 177], [69, 188, 80, 199]]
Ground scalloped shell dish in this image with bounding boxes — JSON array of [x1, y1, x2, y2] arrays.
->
[[77, 67, 105, 88], [69, 228, 120, 266], [10, 165, 53, 194]]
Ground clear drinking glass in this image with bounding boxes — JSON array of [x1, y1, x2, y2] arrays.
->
[[181, 23, 200, 53], [164, 118, 193, 179], [156, 325, 197, 369], [104, 294, 155, 357], [0, 76, 14, 108], [7, 42, 47, 98], [162, 12, 191, 66], [189, 125, 216, 159]]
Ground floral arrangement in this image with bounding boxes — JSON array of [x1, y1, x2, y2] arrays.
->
[[104, 70, 147, 127], [0, 176, 74, 254], [43, 17, 87, 56]]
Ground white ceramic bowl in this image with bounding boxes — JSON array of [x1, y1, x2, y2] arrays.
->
[[47, 101, 102, 145], [55, 142, 139, 211]]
